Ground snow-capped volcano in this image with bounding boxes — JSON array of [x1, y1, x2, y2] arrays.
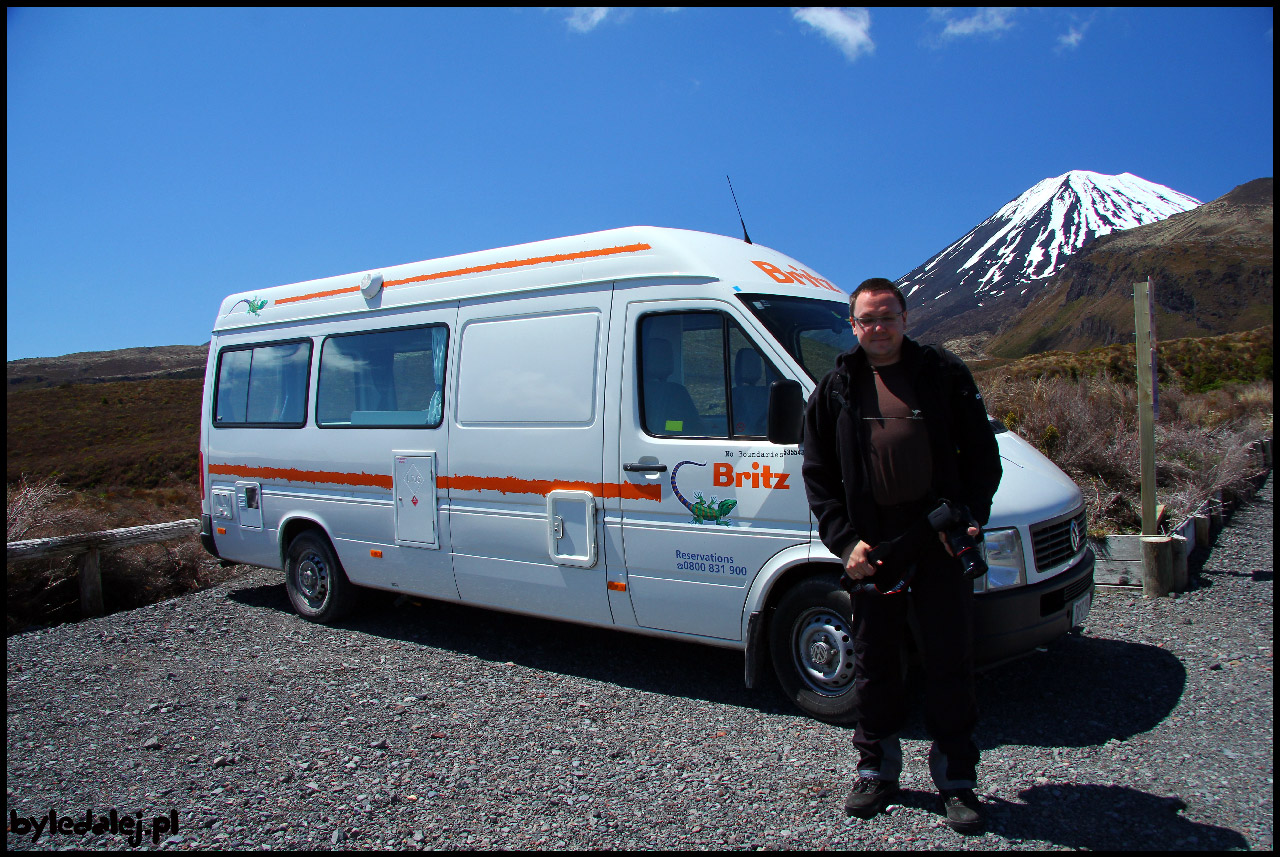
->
[[899, 171, 1201, 341]]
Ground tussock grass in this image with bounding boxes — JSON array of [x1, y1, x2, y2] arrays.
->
[[5, 480, 241, 636], [5, 377, 201, 489], [990, 326, 1272, 394], [979, 372, 1271, 536], [6, 474, 74, 542]]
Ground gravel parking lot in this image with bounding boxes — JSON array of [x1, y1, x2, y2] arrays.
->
[[7, 474, 1272, 850]]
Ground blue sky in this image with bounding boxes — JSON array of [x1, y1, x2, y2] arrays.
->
[[6, 7, 1273, 360]]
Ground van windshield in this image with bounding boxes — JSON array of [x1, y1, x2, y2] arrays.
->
[[737, 294, 855, 382]]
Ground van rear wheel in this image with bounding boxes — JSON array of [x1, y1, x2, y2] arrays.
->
[[285, 531, 356, 623], [769, 573, 859, 724]]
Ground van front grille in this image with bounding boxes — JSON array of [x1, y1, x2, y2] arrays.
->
[[1039, 571, 1094, 617], [1030, 508, 1087, 571]]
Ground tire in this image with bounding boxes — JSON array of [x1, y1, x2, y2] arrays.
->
[[284, 531, 356, 623], [769, 573, 860, 724]]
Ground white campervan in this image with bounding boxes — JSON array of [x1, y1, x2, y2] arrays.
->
[[199, 227, 1094, 722]]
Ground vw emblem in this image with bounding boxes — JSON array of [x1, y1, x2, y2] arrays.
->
[[1069, 519, 1082, 553], [809, 640, 833, 667]]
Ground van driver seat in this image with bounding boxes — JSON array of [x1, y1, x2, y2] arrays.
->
[[642, 339, 704, 436], [731, 348, 770, 436]]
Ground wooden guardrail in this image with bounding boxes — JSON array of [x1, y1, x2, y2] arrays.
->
[[6, 519, 199, 617], [1091, 437, 1272, 597]]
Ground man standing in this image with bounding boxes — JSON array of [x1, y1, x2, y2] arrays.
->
[[801, 277, 1001, 833]]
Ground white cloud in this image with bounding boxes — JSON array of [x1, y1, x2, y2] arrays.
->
[[1057, 20, 1089, 50], [557, 7, 667, 33], [930, 7, 1017, 39], [793, 7, 875, 62], [564, 8, 612, 33]]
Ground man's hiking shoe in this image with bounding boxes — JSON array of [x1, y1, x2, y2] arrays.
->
[[843, 777, 899, 818], [940, 788, 984, 833]]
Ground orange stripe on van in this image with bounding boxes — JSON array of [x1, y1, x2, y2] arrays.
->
[[274, 284, 362, 305], [274, 242, 653, 306], [439, 474, 661, 503], [603, 482, 663, 502], [208, 464, 661, 502], [208, 463, 393, 491], [383, 243, 653, 288]]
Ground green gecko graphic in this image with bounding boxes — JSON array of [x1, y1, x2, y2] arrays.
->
[[670, 460, 737, 525], [246, 297, 268, 316]]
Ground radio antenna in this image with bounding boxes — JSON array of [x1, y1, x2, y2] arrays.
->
[[726, 175, 752, 244]]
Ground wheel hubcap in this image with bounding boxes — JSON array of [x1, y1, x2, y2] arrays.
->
[[809, 639, 834, 666], [296, 553, 329, 606], [793, 608, 855, 696]]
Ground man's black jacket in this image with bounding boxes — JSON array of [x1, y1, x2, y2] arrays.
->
[[801, 336, 1002, 561]]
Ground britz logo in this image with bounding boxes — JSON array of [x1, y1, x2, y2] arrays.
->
[[668, 459, 791, 526], [713, 460, 790, 490], [751, 260, 841, 293]]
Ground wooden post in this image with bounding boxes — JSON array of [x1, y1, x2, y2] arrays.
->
[[1141, 536, 1172, 598], [79, 547, 104, 617], [1169, 534, 1188, 591], [6, 519, 199, 621], [1134, 278, 1158, 535]]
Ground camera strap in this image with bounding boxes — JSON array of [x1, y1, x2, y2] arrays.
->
[[844, 516, 937, 596]]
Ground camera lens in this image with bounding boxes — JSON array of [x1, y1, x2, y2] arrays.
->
[[948, 528, 988, 580]]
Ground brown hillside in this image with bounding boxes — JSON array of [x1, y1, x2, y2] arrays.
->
[[6, 378, 202, 489], [7, 344, 208, 390], [986, 179, 1273, 358], [974, 325, 1272, 394]]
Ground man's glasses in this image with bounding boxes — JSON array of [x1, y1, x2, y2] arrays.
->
[[852, 313, 903, 330]]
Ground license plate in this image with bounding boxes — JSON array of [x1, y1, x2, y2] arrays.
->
[[1071, 591, 1091, 627]]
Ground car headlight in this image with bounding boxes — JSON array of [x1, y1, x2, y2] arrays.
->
[[977, 528, 1025, 592]]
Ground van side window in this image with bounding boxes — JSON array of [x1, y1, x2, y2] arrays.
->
[[317, 325, 448, 428], [639, 312, 779, 439], [214, 340, 311, 427]]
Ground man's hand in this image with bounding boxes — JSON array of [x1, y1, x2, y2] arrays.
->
[[844, 540, 881, 581], [938, 526, 981, 556]]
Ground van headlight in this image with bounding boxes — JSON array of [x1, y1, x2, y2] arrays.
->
[[977, 528, 1025, 591]]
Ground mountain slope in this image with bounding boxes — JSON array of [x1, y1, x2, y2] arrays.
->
[[898, 171, 1201, 343], [986, 178, 1273, 357], [7, 345, 208, 390]]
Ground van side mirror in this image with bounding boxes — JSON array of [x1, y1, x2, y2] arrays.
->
[[766, 379, 804, 445]]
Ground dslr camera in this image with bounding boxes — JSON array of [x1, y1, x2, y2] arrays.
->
[[842, 497, 987, 595], [927, 498, 987, 581]]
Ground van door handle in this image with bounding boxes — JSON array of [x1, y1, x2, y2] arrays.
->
[[623, 462, 668, 473]]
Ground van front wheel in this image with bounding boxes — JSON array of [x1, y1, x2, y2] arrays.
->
[[769, 574, 859, 724], [285, 531, 355, 623]]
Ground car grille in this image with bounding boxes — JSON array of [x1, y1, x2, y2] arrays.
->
[[1030, 507, 1087, 571], [1040, 570, 1094, 618]]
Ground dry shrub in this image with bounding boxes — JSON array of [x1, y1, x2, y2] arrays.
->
[[982, 374, 1271, 534], [5, 481, 238, 636], [6, 537, 228, 636], [7, 474, 76, 541], [1170, 382, 1273, 433]]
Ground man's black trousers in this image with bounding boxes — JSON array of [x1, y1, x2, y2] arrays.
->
[[849, 517, 980, 788]]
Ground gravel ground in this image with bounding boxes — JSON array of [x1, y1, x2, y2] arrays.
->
[[7, 474, 1272, 851]]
